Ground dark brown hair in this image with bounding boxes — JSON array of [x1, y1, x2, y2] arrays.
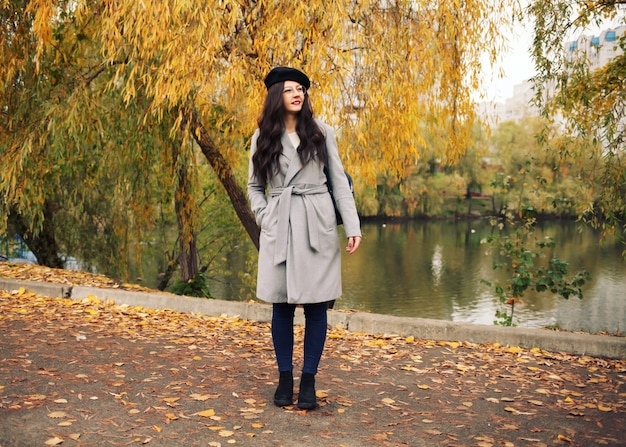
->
[[252, 82, 326, 185]]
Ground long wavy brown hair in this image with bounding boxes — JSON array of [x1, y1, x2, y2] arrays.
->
[[252, 81, 326, 185]]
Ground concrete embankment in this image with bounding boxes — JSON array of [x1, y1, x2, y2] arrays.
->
[[1, 277, 624, 359]]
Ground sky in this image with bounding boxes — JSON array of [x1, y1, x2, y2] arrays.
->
[[483, 13, 624, 103], [481, 21, 536, 103]]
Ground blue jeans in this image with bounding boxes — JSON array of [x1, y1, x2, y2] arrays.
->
[[271, 302, 328, 375]]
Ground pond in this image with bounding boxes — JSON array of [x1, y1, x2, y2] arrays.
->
[[334, 220, 625, 334], [136, 219, 625, 335]]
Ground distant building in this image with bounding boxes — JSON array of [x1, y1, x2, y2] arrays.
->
[[476, 80, 538, 125], [477, 25, 625, 124], [567, 25, 626, 69]]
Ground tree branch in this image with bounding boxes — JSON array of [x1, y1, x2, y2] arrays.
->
[[184, 109, 260, 250]]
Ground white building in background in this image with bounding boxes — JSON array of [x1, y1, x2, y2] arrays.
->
[[569, 25, 626, 69], [477, 80, 537, 125], [477, 25, 625, 125]]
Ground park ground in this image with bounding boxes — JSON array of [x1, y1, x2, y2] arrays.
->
[[0, 262, 625, 447]]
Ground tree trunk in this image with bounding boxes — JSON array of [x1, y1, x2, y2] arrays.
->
[[187, 110, 260, 250], [466, 186, 473, 216], [8, 202, 64, 268], [177, 228, 199, 282], [174, 144, 200, 282], [156, 259, 177, 291]]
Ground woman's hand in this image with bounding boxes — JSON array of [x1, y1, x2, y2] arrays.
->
[[345, 236, 362, 254]]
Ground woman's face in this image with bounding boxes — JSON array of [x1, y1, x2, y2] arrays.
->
[[282, 80, 307, 116]]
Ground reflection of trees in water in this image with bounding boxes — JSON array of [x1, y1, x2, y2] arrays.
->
[[137, 219, 624, 333], [431, 245, 443, 286], [339, 220, 625, 334]]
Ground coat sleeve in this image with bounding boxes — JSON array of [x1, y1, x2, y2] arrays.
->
[[323, 124, 362, 238], [247, 130, 268, 227]]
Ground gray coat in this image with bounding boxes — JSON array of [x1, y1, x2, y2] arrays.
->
[[247, 121, 361, 304]]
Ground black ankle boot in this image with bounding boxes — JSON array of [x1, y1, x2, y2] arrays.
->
[[297, 373, 317, 409], [273, 371, 293, 407]]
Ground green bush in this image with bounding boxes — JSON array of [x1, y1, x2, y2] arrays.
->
[[169, 273, 211, 298]]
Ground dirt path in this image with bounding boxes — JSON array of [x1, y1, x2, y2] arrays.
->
[[1, 288, 624, 447]]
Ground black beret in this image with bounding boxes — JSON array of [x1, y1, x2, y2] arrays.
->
[[264, 67, 311, 90]]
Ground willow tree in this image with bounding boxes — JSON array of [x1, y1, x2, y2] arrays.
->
[[525, 0, 626, 244], [2, 0, 516, 271], [0, 0, 184, 276]]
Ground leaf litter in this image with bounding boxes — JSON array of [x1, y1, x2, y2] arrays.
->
[[0, 261, 625, 446]]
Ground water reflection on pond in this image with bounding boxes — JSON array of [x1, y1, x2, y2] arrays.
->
[[336, 220, 626, 335]]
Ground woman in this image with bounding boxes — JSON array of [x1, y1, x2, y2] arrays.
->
[[248, 67, 362, 409]]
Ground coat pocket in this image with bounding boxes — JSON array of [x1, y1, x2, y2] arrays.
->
[[258, 198, 280, 231], [321, 192, 339, 230]]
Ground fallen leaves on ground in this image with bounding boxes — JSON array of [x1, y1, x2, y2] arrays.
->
[[0, 261, 156, 292], [1, 263, 625, 446]]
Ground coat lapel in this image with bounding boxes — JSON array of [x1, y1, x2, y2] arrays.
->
[[281, 133, 303, 186]]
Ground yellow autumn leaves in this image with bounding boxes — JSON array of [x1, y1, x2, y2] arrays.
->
[[18, 0, 519, 185], [0, 262, 156, 293], [2, 261, 626, 447]]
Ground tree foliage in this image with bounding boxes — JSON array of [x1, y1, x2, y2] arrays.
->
[[483, 216, 591, 326], [524, 0, 626, 245], [1, 0, 172, 273], [1, 0, 517, 278]]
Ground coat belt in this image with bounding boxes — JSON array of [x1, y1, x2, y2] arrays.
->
[[269, 184, 329, 266]]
